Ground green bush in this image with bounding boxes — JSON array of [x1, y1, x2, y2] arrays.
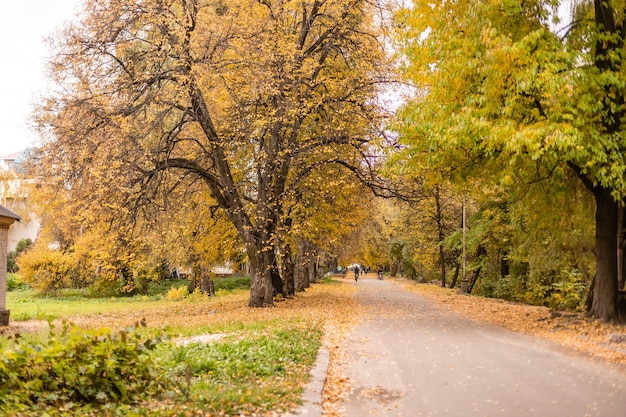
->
[[478, 268, 587, 311], [7, 238, 33, 273], [6, 273, 28, 291], [0, 320, 174, 415], [213, 276, 250, 292], [547, 270, 586, 310]]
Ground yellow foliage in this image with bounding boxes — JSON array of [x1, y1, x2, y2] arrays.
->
[[17, 245, 75, 294], [166, 285, 189, 301]]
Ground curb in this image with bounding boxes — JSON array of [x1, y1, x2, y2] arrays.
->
[[284, 346, 330, 417]]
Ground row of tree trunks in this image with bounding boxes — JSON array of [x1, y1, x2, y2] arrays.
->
[[294, 239, 317, 292], [246, 237, 325, 305], [187, 265, 216, 296]]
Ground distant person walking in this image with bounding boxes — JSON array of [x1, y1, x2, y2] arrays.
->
[[353, 265, 360, 282], [377, 265, 383, 280]]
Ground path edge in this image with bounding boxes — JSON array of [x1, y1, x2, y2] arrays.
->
[[284, 342, 330, 417]]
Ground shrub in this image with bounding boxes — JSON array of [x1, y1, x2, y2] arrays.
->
[[17, 247, 75, 294], [213, 276, 250, 292], [547, 270, 586, 310], [6, 273, 28, 291], [166, 285, 189, 301], [0, 320, 173, 415]]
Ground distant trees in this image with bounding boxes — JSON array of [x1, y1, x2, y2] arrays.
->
[[32, 0, 394, 306]]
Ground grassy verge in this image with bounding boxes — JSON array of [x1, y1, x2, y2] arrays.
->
[[6, 276, 251, 322], [1, 277, 358, 416]]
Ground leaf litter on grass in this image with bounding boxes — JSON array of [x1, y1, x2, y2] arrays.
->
[[0, 279, 363, 417]]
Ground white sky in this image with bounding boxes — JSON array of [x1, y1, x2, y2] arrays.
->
[[0, 0, 82, 157]]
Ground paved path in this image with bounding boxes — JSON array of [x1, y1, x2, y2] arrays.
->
[[340, 275, 626, 417]]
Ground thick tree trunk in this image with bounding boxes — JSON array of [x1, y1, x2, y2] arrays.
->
[[588, 188, 619, 321], [207, 278, 215, 296], [279, 243, 295, 296], [294, 239, 316, 291], [270, 256, 285, 298], [200, 266, 213, 296], [294, 251, 306, 292], [248, 244, 275, 307]]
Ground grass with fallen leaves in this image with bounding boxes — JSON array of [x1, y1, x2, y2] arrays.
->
[[1, 277, 359, 416]]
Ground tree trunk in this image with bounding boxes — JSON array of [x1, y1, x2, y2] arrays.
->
[[200, 266, 212, 295], [279, 243, 295, 297], [294, 239, 312, 292], [588, 188, 619, 321], [618, 207, 625, 291], [247, 243, 275, 307], [207, 277, 215, 296], [308, 260, 316, 284], [439, 244, 446, 287], [500, 250, 510, 278], [270, 256, 284, 298], [449, 262, 460, 289], [467, 245, 486, 294], [294, 252, 306, 292], [434, 186, 447, 287], [294, 240, 316, 291]]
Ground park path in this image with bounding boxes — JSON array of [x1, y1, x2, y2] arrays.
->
[[338, 275, 626, 417]]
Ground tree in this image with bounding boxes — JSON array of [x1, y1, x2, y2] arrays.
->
[[34, 0, 394, 307], [7, 238, 33, 273], [393, 0, 626, 320]]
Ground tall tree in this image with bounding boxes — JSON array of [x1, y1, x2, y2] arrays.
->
[[393, 0, 626, 320], [34, 0, 393, 307]]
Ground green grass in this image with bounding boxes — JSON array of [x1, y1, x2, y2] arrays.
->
[[1, 276, 325, 416], [6, 276, 252, 321], [158, 324, 322, 416], [0, 318, 322, 417], [7, 289, 174, 321]]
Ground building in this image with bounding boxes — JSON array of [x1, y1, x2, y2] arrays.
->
[[0, 150, 40, 251], [0, 203, 20, 325]]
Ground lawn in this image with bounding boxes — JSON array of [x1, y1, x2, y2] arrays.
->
[[0, 276, 358, 417]]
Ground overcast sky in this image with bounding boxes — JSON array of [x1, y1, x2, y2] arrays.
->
[[0, 0, 82, 157]]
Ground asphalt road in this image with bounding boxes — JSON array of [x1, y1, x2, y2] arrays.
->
[[340, 276, 626, 417]]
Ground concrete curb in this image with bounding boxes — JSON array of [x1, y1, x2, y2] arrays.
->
[[284, 345, 330, 417]]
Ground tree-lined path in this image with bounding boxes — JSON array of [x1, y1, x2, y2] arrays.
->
[[337, 276, 626, 416]]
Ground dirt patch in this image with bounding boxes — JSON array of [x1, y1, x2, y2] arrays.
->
[[0, 320, 48, 337], [174, 333, 226, 345]]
